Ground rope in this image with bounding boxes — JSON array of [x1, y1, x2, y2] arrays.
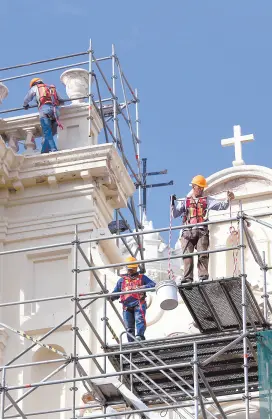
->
[[228, 200, 240, 277]]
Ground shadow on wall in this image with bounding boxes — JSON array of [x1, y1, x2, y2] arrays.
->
[[24, 345, 67, 419]]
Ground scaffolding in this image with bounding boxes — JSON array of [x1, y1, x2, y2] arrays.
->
[[0, 205, 269, 418], [0, 41, 272, 419]]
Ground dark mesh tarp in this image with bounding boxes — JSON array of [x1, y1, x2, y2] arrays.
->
[[257, 330, 272, 419]]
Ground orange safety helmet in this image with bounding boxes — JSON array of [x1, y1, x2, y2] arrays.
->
[[125, 256, 139, 269], [190, 175, 207, 189], [30, 78, 43, 88]]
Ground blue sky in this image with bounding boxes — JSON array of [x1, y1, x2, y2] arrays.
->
[[1, 0, 272, 235]]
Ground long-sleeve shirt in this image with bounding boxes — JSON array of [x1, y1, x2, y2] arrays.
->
[[172, 195, 230, 235], [23, 85, 64, 107], [111, 274, 156, 307]]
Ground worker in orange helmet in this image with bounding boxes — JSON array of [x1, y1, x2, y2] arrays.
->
[[171, 175, 235, 283], [110, 257, 156, 342], [23, 78, 64, 154]]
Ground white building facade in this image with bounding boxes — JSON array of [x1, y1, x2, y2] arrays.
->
[[0, 76, 270, 418]]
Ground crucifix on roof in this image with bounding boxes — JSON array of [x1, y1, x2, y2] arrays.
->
[[221, 125, 254, 166]]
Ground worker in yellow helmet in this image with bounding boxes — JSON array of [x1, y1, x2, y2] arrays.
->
[[110, 257, 156, 342], [171, 175, 234, 283], [23, 78, 64, 153]]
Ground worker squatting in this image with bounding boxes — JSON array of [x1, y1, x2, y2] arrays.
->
[[111, 175, 234, 343]]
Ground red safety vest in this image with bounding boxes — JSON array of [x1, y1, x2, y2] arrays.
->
[[36, 84, 60, 108], [183, 197, 208, 225], [120, 274, 145, 303]]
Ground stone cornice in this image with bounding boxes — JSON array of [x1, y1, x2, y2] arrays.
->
[[0, 142, 135, 208]]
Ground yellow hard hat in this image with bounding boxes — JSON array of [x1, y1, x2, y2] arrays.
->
[[30, 78, 43, 88], [125, 256, 138, 269], [190, 175, 207, 189]]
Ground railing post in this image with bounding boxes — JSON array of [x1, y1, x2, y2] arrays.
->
[[239, 202, 250, 419], [193, 342, 199, 419]]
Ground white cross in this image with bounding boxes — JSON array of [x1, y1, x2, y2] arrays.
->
[[221, 125, 254, 166]]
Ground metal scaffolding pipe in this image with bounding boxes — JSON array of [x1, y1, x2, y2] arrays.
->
[[245, 214, 272, 230], [0, 61, 89, 83], [1, 297, 98, 371], [4, 395, 260, 419], [262, 251, 268, 321], [0, 241, 71, 257], [193, 342, 199, 419], [72, 226, 79, 418], [4, 361, 70, 414], [7, 360, 191, 391], [201, 333, 247, 367], [0, 51, 89, 72], [78, 210, 272, 245], [80, 216, 238, 245], [239, 207, 250, 420], [0, 293, 74, 308], [0, 56, 111, 83], [78, 245, 239, 272]]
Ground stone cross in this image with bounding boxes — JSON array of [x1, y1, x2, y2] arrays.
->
[[221, 125, 254, 166]]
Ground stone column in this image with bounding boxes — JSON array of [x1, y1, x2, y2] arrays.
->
[[23, 127, 37, 155], [60, 68, 90, 104], [0, 83, 8, 104], [6, 130, 19, 153]]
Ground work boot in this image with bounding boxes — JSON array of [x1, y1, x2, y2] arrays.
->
[[180, 278, 193, 284], [199, 275, 209, 282], [180, 278, 193, 290], [135, 335, 145, 341]]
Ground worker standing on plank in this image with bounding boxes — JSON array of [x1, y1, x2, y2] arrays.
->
[[110, 257, 156, 342], [171, 175, 234, 283], [23, 78, 64, 153]]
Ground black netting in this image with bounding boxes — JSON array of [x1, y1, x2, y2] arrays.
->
[[178, 278, 265, 333]]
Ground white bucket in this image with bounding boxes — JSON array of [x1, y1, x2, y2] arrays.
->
[[156, 279, 178, 311]]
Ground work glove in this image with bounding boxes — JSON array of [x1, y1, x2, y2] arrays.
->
[[227, 191, 235, 201], [170, 194, 176, 206], [23, 104, 29, 110]]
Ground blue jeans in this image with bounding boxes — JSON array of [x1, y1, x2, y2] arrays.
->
[[123, 303, 146, 342], [39, 104, 59, 153]]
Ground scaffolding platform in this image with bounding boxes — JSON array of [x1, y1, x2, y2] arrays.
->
[[178, 277, 267, 333], [106, 331, 260, 405]]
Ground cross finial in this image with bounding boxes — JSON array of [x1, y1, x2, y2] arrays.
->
[[221, 125, 254, 166]]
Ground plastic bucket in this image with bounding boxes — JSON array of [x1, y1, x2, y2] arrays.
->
[[156, 280, 178, 310]]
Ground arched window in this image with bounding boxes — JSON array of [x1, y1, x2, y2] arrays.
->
[[24, 345, 67, 419]]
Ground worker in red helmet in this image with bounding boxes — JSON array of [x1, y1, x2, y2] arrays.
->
[[171, 175, 234, 283], [23, 78, 64, 154], [110, 257, 156, 342]]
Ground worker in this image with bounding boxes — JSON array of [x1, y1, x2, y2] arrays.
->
[[80, 392, 120, 418], [23, 78, 64, 154], [110, 257, 156, 342], [171, 175, 234, 283]]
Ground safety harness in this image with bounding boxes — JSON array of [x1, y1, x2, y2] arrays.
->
[[120, 274, 145, 303], [35, 84, 63, 129], [120, 274, 146, 326], [183, 197, 208, 225]]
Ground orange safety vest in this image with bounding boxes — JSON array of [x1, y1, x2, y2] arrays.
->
[[120, 274, 145, 303], [183, 197, 208, 225], [36, 84, 60, 108]]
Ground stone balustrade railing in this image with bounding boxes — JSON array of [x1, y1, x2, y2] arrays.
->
[[0, 113, 42, 154], [0, 67, 102, 154]]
